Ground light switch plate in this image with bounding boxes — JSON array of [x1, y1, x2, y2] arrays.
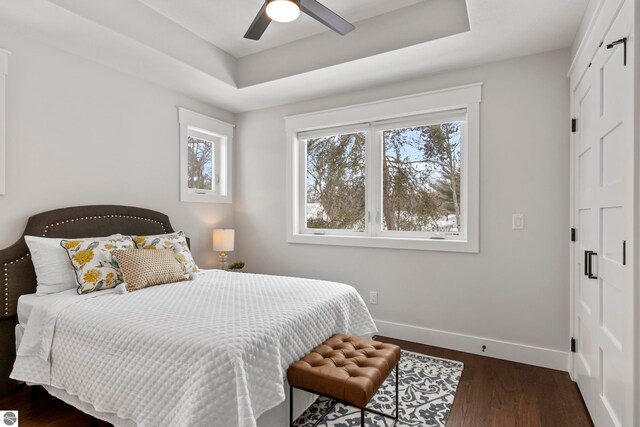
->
[[512, 214, 524, 230]]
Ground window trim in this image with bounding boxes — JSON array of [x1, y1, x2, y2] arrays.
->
[[285, 83, 481, 252], [0, 48, 9, 196], [178, 107, 234, 204]]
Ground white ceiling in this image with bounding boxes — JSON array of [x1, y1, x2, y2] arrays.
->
[[0, 0, 589, 113], [137, 0, 425, 58]]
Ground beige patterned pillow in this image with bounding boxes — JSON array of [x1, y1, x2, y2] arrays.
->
[[61, 235, 135, 294], [112, 249, 188, 292], [132, 231, 199, 273]]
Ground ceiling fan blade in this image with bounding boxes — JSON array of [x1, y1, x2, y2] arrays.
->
[[244, 3, 272, 40], [300, 0, 355, 35]]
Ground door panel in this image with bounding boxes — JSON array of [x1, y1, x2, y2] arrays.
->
[[601, 347, 624, 426], [578, 148, 593, 193], [601, 207, 623, 263], [600, 45, 625, 119], [600, 123, 624, 187]]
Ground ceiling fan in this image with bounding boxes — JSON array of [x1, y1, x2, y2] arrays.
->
[[244, 0, 355, 40]]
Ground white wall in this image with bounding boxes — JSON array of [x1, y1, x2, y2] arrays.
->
[[235, 49, 571, 368], [0, 27, 235, 268]]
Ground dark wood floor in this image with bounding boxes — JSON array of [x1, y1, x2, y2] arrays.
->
[[0, 336, 593, 426], [380, 336, 593, 427]]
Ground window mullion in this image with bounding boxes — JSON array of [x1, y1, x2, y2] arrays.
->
[[214, 140, 221, 193], [298, 138, 307, 234], [364, 128, 371, 236], [368, 126, 382, 238]]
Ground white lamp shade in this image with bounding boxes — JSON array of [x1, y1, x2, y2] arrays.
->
[[213, 229, 235, 252], [266, 0, 300, 23]]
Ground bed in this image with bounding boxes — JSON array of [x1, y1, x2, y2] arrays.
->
[[0, 205, 377, 426]]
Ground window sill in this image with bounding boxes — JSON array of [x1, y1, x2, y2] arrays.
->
[[287, 233, 478, 253], [180, 192, 232, 204]]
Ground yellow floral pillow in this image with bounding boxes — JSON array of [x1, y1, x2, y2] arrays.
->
[[132, 231, 199, 274], [61, 235, 135, 294]]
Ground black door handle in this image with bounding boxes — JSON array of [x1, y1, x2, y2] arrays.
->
[[584, 250, 590, 276], [587, 251, 598, 279]]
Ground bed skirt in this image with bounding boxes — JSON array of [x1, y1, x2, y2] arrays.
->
[[42, 382, 317, 427]]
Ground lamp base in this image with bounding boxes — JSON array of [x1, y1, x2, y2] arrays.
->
[[218, 252, 229, 271]]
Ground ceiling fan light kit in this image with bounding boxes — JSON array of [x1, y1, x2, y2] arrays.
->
[[266, 0, 301, 23], [245, 0, 355, 41]]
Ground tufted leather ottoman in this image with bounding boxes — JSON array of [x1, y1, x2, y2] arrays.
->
[[287, 334, 401, 426]]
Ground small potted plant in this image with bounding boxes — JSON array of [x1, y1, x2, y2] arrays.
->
[[228, 261, 245, 272]]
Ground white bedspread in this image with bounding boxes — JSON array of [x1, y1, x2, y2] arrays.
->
[[11, 271, 377, 427]]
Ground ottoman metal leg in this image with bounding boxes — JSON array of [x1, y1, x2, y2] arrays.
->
[[290, 385, 293, 427], [361, 407, 365, 425], [395, 362, 399, 421]]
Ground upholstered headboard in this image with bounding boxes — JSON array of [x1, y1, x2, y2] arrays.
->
[[0, 205, 177, 396]]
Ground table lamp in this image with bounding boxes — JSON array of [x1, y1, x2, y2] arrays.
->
[[213, 229, 234, 270]]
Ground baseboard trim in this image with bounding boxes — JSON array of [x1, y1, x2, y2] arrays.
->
[[374, 319, 569, 372]]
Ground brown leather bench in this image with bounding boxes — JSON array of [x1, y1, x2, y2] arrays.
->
[[287, 334, 402, 426]]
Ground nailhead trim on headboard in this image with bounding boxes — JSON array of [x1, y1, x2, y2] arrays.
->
[[3, 254, 30, 316], [1, 209, 171, 319], [42, 215, 167, 237], [0, 206, 175, 322]]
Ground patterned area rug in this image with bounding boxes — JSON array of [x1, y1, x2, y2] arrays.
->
[[294, 350, 464, 427]]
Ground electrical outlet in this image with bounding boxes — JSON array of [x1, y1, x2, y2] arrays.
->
[[369, 291, 378, 305]]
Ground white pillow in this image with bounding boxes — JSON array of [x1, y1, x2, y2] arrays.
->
[[25, 234, 123, 295]]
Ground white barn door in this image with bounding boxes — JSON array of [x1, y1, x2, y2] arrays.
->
[[571, 1, 635, 426]]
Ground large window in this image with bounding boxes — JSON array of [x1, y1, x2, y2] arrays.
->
[[286, 84, 481, 252], [301, 114, 464, 238], [179, 108, 234, 203]]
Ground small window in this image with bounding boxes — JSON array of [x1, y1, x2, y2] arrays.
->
[[179, 108, 234, 203], [187, 132, 217, 193], [286, 83, 481, 252]]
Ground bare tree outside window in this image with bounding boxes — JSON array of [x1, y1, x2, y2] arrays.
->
[[382, 121, 462, 233], [188, 136, 214, 191], [304, 122, 462, 234]]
